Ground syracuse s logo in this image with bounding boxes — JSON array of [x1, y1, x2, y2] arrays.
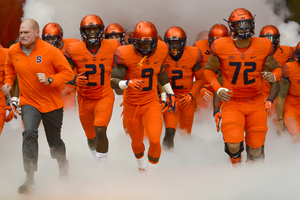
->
[[36, 56, 42, 63]]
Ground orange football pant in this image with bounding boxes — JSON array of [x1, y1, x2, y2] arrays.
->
[[221, 95, 268, 148], [284, 103, 300, 136], [123, 100, 162, 160], [0, 96, 6, 135], [163, 98, 196, 134], [77, 94, 114, 139]]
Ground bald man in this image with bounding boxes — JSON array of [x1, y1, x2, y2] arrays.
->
[[2, 19, 74, 194], [195, 30, 209, 42]]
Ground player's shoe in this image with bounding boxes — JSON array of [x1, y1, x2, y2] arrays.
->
[[18, 177, 35, 195], [137, 156, 148, 171]]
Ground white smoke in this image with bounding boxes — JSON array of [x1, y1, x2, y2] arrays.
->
[[21, 0, 300, 46], [1, 0, 300, 199]]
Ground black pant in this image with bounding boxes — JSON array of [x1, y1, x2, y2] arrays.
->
[[21, 105, 66, 172]]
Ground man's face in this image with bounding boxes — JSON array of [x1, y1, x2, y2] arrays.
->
[[107, 34, 121, 42], [83, 26, 101, 43], [19, 21, 39, 49], [43, 35, 59, 47]]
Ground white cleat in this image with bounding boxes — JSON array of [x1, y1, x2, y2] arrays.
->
[[137, 157, 148, 171]]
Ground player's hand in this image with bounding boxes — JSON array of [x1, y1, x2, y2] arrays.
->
[[217, 87, 232, 102], [160, 92, 169, 113], [126, 79, 144, 91], [76, 72, 88, 87], [200, 87, 212, 101], [277, 120, 285, 136], [178, 93, 193, 108], [262, 72, 276, 83], [214, 111, 222, 132], [1, 84, 11, 96], [4, 100, 18, 122], [264, 99, 273, 118], [168, 94, 176, 113]]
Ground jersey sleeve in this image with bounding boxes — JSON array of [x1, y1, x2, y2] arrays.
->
[[196, 48, 203, 63], [288, 46, 295, 60], [282, 63, 291, 79], [49, 48, 74, 87], [113, 48, 126, 65]]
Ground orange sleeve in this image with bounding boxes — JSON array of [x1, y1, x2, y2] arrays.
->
[[113, 48, 126, 65], [190, 67, 204, 97], [48, 49, 74, 87], [204, 69, 221, 92], [282, 64, 290, 79], [4, 51, 16, 87]]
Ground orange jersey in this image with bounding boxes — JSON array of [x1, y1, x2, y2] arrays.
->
[[164, 46, 202, 96], [59, 38, 79, 96], [211, 37, 273, 98], [114, 41, 169, 105], [263, 45, 295, 95], [0, 48, 8, 100], [193, 39, 211, 67], [66, 39, 120, 99], [5, 37, 74, 112], [60, 38, 79, 55], [282, 61, 300, 106]]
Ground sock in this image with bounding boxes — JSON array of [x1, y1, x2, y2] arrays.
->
[[96, 152, 108, 162]]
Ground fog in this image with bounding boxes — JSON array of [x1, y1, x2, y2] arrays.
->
[[1, 0, 300, 199], [22, 0, 300, 46], [1, 95, 300, 199]]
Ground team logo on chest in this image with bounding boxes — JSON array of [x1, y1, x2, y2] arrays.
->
[[175, 63, 179, 68], [241, 54, 245, 59], [93, 56, 97, 62], [36, 56, 42, 63], [228, 55, 236, 61], [146, 60, 150, 65]]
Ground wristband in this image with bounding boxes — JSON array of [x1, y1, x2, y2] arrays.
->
[[118, 80, 129, 90], [160, 92, 167, 101], [278, 119, 283, 121], [217, 87, 229, 96], [272, 67, 282, 82]]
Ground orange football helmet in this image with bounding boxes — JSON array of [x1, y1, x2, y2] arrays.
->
[[295, 42, 300, 63], [80, 14, 105, 44], [42, 22, 63, 47], [259, 25, 280, 51], [164, 26, 186, 60], [132, 21, 158, 57], [104, 23, 126, 44], [127, 29, 134, 44], [208, 24, 229, 46], [226, 8, 255, 40]]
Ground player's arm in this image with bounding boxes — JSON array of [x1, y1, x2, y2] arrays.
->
[[190, 62, 204, 97], [158, 63, 176, 113], [110, 64, 128, 89], [213, 70, 223, 132], [277, 76, 290, 136], [262, 55, 281, 101], [204, 54, 231, 102]]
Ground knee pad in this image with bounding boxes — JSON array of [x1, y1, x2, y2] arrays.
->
[[224, 141, 244, 158], [246, 145, 265, 161]]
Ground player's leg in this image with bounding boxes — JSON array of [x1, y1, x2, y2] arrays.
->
[[124, 103, 146, 169], [284, 104, 300, 143], [179, 98, 196, 134], [143, 101, 163, 165], [77, 95, 97, 154], [94, 95, 114, 162], [245, 96, 268, 162], [162, 105, 179, 150], [221, 101, 245, 165]]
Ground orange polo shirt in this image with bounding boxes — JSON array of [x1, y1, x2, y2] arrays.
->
[[5, 37, 74, 113]]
